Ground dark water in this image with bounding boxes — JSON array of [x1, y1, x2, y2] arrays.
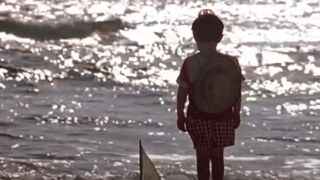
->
[[0, 0, 320, 179]]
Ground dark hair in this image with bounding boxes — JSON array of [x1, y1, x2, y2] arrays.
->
[[192, 10, 224, 43]]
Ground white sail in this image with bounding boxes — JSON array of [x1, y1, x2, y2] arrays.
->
[[140, 140, 161, 180]]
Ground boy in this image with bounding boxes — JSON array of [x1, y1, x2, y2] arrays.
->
[[176, 9, 243, 180]]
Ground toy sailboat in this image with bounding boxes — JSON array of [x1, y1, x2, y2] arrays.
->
[[139, 140, 161, 180]]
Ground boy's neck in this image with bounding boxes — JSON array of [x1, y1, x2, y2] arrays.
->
[[200, 50, 218, 56], [197, 41, 219, 58], [199, 49, 219, 59]]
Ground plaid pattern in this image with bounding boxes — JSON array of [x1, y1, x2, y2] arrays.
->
[[186, 117, 235, 149]]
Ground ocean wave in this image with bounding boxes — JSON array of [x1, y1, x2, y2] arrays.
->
[[0, 18, 128, 40], [0, 133, 23, 140]]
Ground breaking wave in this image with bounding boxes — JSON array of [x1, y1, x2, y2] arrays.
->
[[0, 18, 128, 40]]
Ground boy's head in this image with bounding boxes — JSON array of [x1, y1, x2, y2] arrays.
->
[[192, 9, 224, 43]]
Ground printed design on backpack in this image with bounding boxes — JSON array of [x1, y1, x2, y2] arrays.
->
[[191, 54, 242, 114]]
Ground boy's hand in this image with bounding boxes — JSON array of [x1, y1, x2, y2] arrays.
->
[[177, 116, 187, 132], [233, 113, 241, 129]]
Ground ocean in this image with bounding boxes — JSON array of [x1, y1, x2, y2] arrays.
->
[[0, 0, 320, 179]]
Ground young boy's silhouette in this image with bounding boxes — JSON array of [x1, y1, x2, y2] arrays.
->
[[176, 9, 244, 180]]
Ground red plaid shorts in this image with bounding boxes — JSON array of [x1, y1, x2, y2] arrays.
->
[[186, 117, 236, 149]]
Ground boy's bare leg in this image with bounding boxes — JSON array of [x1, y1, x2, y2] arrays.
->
[[210, 147, 224, 180], [196, 148, 210, 180]]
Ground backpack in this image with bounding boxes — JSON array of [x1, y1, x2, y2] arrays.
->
[[193, 54, 242, 114]]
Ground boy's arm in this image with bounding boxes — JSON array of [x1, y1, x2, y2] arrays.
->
[[177, 86, 188, 132], [233, 97, 241, 129], [176, 58, 189, 132], [232, 56, 244, 129]]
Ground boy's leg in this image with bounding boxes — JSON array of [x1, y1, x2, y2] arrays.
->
[[196, 148, 210, 180], [210, 147, 224, 180]]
